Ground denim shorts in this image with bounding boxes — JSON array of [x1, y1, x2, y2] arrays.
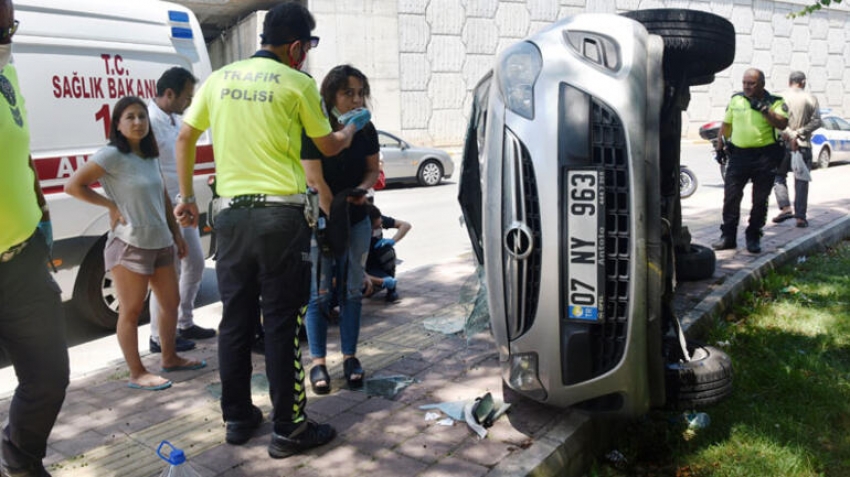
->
[[103, 236, 175, 275]]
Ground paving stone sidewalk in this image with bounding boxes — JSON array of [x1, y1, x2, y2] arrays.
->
[[2, 186, 850, 477]]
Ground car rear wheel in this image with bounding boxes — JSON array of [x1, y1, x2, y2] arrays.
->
[[417, 160, 444, 186], [666, 343, 733, 409], [817, 147, 831, 170], [622, 9, 735, 80]]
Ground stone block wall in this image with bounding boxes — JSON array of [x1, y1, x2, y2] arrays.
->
[[392, 0, 850, 146], [205, 1, 850, 147]]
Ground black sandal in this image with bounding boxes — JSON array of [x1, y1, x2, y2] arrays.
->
[[310, 365, 331, 395], [343, 357, 365, 389]]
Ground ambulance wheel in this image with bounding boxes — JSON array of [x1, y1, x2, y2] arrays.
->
[[73, 236, 120, 329]]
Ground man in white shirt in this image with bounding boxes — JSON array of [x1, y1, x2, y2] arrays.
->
[[148, 66, 215, 353], [771, 71, 821, 229]]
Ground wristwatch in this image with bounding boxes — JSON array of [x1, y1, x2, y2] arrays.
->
[[176, 194, 196, 205]]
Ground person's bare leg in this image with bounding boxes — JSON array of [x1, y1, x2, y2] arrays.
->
[[111, 266, 169, 387], [149, 264, 202, 370]]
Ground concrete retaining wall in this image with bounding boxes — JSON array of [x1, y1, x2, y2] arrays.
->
[[210, 1, 850, 148]]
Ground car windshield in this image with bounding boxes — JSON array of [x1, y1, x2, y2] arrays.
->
[[378, 133, 401, 148], [832, 117, 850, 131]]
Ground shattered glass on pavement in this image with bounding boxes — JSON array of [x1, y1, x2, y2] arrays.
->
[[357, 375, 418, 399]]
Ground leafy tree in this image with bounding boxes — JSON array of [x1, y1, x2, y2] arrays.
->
[[789, 0, 844, 18]]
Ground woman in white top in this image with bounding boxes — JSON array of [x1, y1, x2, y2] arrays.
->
[[65, 96, 205, 391]]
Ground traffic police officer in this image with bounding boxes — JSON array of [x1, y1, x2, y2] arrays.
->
[[713, 68, 789, 254], [0, 1, 70, 474], [173, 2, 366, 459]]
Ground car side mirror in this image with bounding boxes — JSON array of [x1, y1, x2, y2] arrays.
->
[[401, 142, 409, 150]]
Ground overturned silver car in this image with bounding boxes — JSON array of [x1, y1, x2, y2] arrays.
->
[[459, 9, 735, 416]]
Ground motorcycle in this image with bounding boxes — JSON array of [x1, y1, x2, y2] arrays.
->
[[679, 165, 698, 199], [699, 120, 727, 181]]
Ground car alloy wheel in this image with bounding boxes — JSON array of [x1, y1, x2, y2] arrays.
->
[[418, 160, 443, 186]]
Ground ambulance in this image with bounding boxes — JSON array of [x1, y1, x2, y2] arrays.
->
[[12, 0, 215, 329]]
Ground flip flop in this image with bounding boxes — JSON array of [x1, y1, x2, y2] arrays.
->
[[127, 380, 172, 391], [161, 360, 207, 373]]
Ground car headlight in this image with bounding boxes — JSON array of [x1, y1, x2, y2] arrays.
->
[[497, 41, 542, 120], [508, 352, 547, 401]]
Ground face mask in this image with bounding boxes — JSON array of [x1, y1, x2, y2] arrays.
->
[[331, 106, 342, 119], [0, 44, 11, 72]]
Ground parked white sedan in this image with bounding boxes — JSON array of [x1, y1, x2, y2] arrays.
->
[[811, 115, 850, 169], [377, 130, 454, 186]]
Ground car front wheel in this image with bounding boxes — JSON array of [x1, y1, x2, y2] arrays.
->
[[666, 343, 733, 409], [417, 160, 444, 186], [817, 147, 831, 170]]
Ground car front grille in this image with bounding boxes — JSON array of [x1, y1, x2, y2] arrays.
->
[[502, 129, 542, 340], [558, 88, 631, 384]]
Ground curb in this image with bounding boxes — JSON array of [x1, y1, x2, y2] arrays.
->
[[681, 214, 850, 336], [514, 215, 850, 477]]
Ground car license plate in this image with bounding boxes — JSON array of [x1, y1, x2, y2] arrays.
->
[[566, 169, 605, 322]]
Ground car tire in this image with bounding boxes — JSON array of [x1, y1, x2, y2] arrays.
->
[[72, 236, 150, 330], [622, 9, 735, 80], [73, 236, 120, 329], [679, 166, 698, 199], [666, 343, 733, 410], [817, 147, 831, 170], [675, 244, 715, 282], [417, 160, 444, 186]]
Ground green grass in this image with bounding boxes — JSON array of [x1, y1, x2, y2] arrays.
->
[[590, 240, 850, 477]]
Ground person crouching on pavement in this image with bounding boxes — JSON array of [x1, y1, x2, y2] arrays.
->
[[712, 68, 788, 254], [363, 204, 411, 302], [65, 96, 206, 391]]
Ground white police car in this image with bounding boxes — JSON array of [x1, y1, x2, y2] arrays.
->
[[811, 112, 850, 169]]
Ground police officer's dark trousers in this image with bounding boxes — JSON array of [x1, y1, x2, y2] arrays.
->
[[721, 144, 783, 242], [0, 229, 69, 470], [214, 206, 311, 431]]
